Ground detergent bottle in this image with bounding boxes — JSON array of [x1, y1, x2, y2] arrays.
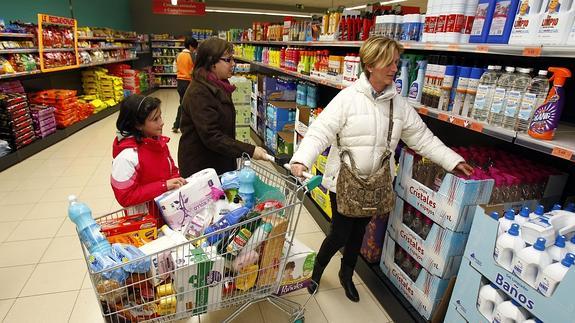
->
[[537, 0, 575, 44], [487, 0, 521, 43], [528, 67, 572, 140], [395, 59, 410, 97], [509, 0, 546, 44], [408, 60, 427, 104]]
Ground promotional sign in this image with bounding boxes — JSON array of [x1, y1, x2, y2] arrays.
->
[[152, 0, 207, 16]]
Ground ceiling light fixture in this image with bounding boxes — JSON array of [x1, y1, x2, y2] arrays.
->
[[380, 0, 407, 5], [346, 4, 367, 10], [205, 7, 316, 18]]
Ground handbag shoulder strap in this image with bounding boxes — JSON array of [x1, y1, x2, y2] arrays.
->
[[386, 98, 394, 151]]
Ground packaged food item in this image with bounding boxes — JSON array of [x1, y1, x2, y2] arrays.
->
[[100, 214, 158, 247]]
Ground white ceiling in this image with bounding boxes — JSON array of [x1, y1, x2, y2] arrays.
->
[[217, 0, 429, 11]]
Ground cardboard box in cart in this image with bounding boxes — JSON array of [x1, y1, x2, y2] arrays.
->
[[275, 238, 316, 296]]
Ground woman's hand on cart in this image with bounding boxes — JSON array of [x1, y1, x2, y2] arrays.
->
[[166, 177, 187, 190], [264, 154, 322, 190], [252, 146, 269, 161]]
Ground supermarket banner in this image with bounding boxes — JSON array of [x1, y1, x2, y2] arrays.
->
[[152, 0, 206, 16]]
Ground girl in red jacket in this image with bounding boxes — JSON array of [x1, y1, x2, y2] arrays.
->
[[111, 95, 186, 218]]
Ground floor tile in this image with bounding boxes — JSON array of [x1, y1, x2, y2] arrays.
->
[[6, 218, 64, 242], [0, 179, 20, 192], [200, 303, 264, 323], [41, 236, 85, 263], [80, 185, 115, 200], [0, 221, 20, 243], [0, 189, 47, 206], [29, 164, 69, 178], [259, 293, 328, 323], [16, 176, 58, 191], [65, 164, 98, 177], [81, 272, 95, 290], [85, 173, 111, 187], [315, 285, 391, 323], [0, 239, 51, 267], [51, 175, 92, 189], [20, 259, 86, 296], [0, 298, 14, 321], [0, 265, 35, 299], [0, 204, 34, 222], [39, 186, 84, 203], [56, 217, 78, 237], [69, 157, 104, 167], [4, 291, 78, 323], [68, 289, 105, 323], [25, 201, 67, 220], [294, 208, 322, 235]]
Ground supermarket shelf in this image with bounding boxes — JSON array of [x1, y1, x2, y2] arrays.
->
[[0, 70, 41, 79], [79, 47, 134, 51], [415, 106, 517, 143], [151, 39, 184, 42], [0, 48, 38, 54], [80, 57, 138, 67], [78, 36, 138, 42], [151, 46, 185, 49], [154, 72, 176, 75], [0, 32, 35, 38], [152, 55, 176, 58], [137, 51, 151, 54], [249, 129, 426, 323], [158, 85, 177, 88], [515, 125, 575, 162], [233, 40, 575, 58], [43, 48, 75, 53], [234, 56, 346, 90], [153, 64, 173, 67]]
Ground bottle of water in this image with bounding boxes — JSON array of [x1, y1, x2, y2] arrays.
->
[[472, 65, 500, 122], [68, 195, 111, 254], [238, 160, 256, 209], [462, 67, 485, 117], [503, 68, 532, 130], [517, 70, 550, 133], [489, 67, 515, 127]]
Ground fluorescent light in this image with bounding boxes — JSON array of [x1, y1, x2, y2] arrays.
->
[[346, 4, 367, 10], [171, 0, 178, 5], [380, 0, 406, 4], [205, 7, 315, 17]]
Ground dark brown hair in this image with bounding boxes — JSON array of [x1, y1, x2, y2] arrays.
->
[[116, 95, 161, 142], [193, 37, 233, 80]]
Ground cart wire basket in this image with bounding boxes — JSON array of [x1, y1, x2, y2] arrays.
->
[[78, 158, 318, 323]]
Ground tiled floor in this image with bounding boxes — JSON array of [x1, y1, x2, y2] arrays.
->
[[0, 90, 393, 323]]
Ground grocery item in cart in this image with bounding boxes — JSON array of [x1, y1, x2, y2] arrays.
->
[[257, 214, 289, 287], [88, 251, 128, 282], [155, 168, 221, 232], [100, 213, 158, 247], [68, 195, 112, 254], [203, 206, 250, 246], [139, 225, 187, 286], [276, 238, 316, 296], [111, 244, 150, 273]]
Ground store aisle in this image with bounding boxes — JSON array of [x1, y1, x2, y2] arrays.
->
[[0, 89, 392, 323]]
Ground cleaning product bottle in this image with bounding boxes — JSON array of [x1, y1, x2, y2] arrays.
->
[[537, 0, 575, 44], [521, 217, 556, 246], [438, 65, 457, 111], [493, 300, 530, 323], [472, 65, 500, 121], [566, 235, 575, 253], [498, 209, 517, 236], [537, 253, 575, 296], [452, 66, 471, 115], [203, 206, 250, 245], [461, 0, 480, 42], [495, 223, 526, 271], [503, 67, 532, 130], [238, 160, 256, 209], [408, 60, 427, 104], [470, 0, 498, 43], [513, 237, 553, 288], [530, 204, 546, 219], [528, 67, 572, 140], [566, 203, 575, 212], [395, 59, 410, 97], [516, 206, 532, 225], [462, 67, 485, 117], [523, 318, 544, 323], [477, 282, 507, 321], [487, 0, 521, 43], [509, 0, 546, 44], [489, 66, 516, 127], [521, 71, 549, 129], [68, 195, 111, 255], [547, 235, 568, 261]]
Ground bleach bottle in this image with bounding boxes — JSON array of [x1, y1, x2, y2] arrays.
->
[[493, 300, 530, 323], [529, 204, 546, 219], [395, 59, 410, 97], [528, 67, 572, 140], [509, 0, 546, 44], [495, 223, 526, 271], [537, 253, 575, 296], [477, 282, 507, 321], [68, 195, 111, 255], [408, 60, 427, 104], [513, 237, 553, 288], [516, 206, 531, 225], [470, 0, 497, 42], [547, 235, 568, 262], [498, 209, 517, 236], [537, 0, 575, 44], [238, 160, 256, 209], [487, 0, 521, 43]]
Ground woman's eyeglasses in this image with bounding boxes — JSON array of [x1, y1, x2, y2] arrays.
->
[[220, 57, 235, 63]]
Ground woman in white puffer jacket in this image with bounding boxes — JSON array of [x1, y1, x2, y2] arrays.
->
[[290, 36, 473, 302]]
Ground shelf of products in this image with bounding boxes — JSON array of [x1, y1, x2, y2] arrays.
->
[[0, 70, 41, 79], [0, 48, 37, 54], [158, 84, 176, 88], [78, 46, 134, 51], [0, 32, 35, 38], [78, 36, 138, 42], [152, 45, 184, 49], [152, 55, 176, 58], [79, 57, 137, 68], [151, 39, 184, 42]]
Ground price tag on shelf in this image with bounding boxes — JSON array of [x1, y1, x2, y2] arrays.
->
[[418, 107, 429, 115], [551, 147, 574, 161], [522, 47, 542, 57], [447, 44, 460, 51], [469, 122, 484, 133], [476, 45, 489, 53], [403, 42, 412, 49], [449, 116, 465, 127], [424, 43, 434, 50], [438, 113, 449, 121]]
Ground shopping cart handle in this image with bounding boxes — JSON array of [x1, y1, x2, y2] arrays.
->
[[265, 153, 322, 190]]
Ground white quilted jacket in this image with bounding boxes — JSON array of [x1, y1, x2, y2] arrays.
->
[[290, 73, 464, 193]]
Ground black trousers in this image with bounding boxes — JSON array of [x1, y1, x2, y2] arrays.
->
[[173, 79, 190, 129], [315, 192, 372, 269]]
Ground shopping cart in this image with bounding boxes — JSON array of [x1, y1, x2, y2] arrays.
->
[[79, 157, 321, 323]]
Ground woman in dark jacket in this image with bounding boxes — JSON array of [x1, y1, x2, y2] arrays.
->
[[178, 37, 267, 177]]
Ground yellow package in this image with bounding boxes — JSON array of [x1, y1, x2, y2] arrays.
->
[[235, 264, 259, 291]]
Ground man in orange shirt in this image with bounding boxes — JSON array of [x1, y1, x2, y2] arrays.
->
[[172, 34, 198, 133]]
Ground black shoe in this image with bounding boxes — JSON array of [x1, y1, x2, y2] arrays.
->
[[307, 261, 326, 294], [339, 261, 360, 302]]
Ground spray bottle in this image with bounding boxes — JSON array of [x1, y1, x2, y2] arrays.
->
[[528, 67, 572, 140], [408, 60, 427, 104], [395, 59, 410, 97]]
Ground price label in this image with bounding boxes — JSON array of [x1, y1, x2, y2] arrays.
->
[[476, 45, 489, 53], [447, 44, 460, 51], [438, 113, 449, 121], [403, 42, 412, 49], [470, 122, 484, 133], [424, 43, 434, 50], [452, 117, 465, 127], [419, 107, 429, 115], [551, 147, 574, 160], [523, 47, 542, 57]]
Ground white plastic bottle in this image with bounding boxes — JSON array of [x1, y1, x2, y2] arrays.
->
[[472, 65, 500, 122], [461, 0, 480, 43], [493, 300, 530, 323], [566, 235, 575, 253], [499, 209, 517, 236], [530, 204, 546, 219], [495, 224, 526, 272], [509, 0, 546, 44], [537, 0, 575, 45], [517, 70, 550, 132], [408, 60, 427, 104], [536, 253, 575, 297], [513, 237, 553, 288], [477, 282, 507, 321], [395, 59, 410, 97], [489, 66, 516, 127], [523, 318, 544, 323], [462, 67, 485, 117], [547, 235, 568, 262], [503, 68, 532, 130], [515, 206, 531, 226]]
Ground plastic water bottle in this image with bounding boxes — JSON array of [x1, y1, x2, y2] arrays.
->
[[238, 160, 256, 209], [472, 65, 500, 122], [477, 282, 507, 321], [503, 68, 532, 130], [529, 205, 546, 220], [68, 195, 111, 254], [547, 235, 568, 262], [462, 67, 484, 117], [489, 67, 516, 127], [498, 209, 516, 236], [537, 253, 575, 297], [515, 207, 531, 226], [493, 300, 530, 323], [495, 224, 526, 272], [517, 70, 549, 133], [204, 206, 250, 245], [513, 237, 553, 288]]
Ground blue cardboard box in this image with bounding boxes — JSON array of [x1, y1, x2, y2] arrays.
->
[[258, 75, 297, 102], [266, 101, 296, 131]]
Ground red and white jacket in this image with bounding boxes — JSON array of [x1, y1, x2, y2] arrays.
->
[[111, 135, 180, 216]]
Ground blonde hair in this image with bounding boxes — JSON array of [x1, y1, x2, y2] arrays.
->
[[359, 36, 404, 78]]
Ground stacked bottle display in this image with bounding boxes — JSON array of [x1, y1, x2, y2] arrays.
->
[[393, 244, 423, 282], [477, 279, 542, 322], [402, 204, 434, 240]]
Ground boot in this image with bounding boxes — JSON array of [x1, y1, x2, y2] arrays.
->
[[339, 261, 360, 302], [307, 261, 326, 294]]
